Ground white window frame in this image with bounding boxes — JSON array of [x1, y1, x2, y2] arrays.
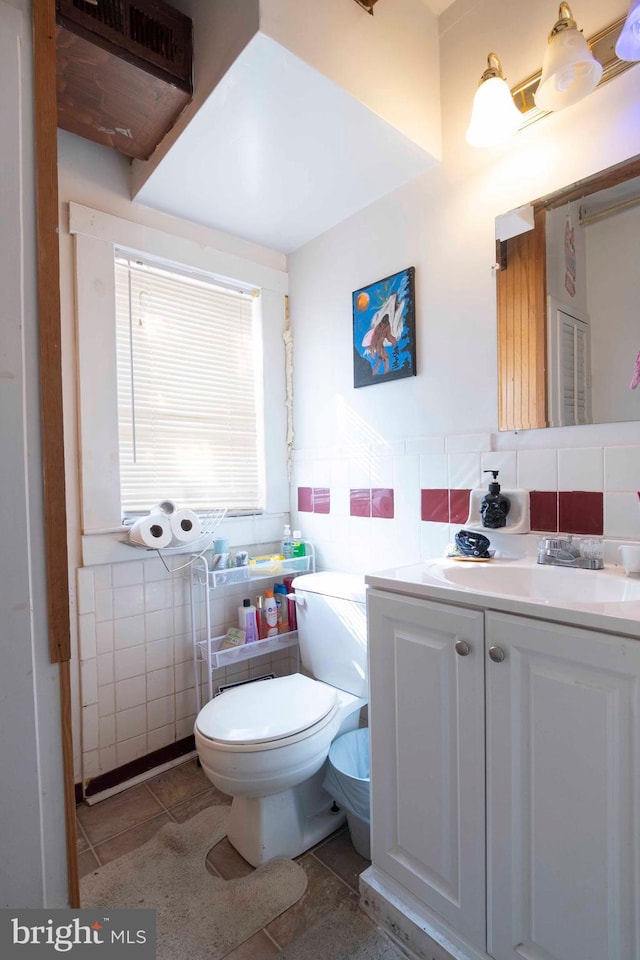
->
[[71, 203, 289, 565]]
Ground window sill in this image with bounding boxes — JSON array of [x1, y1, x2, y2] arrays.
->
[[80, 512, 287, 567]]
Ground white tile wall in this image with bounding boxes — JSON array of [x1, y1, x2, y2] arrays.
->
[[292, 437, 640, 583], [558, 447, 603, 492], [78, 436, 640, 788], [481, 451, 517, 489], [604, 446, 640, 491], [517, 449, 557, 491], [448, 452, 481, 490], [77, 554, 302, 786], [419, 453, 448, 488]]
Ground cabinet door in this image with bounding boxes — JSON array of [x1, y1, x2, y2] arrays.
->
[[487, 612, 640, 960], [368, 590, 486, 950]]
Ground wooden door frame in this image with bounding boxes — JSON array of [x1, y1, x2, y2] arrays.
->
[[32, 0, 79, 908]]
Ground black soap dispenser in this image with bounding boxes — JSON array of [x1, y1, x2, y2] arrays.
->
[[480, 470, 510, 529]]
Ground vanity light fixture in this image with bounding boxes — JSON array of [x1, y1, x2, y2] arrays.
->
[[535, 3, 602, 111], [465, 53, 523, 147], [616, 0, 640, 61], [467, 7, 633, 147]]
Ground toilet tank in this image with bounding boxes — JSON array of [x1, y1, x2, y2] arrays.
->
[[291, 572, 367, 698]]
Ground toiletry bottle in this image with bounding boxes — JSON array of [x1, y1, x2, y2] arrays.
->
[[238, 598, 258, 643], [273, 583, 289, 632], [281, 524, 293, 559], [255, 594, 265, 639], [480, 470, 510, 529], [282, 575, 297, 631], [292, 530, 306, 558], [263, 590, 279, 637]]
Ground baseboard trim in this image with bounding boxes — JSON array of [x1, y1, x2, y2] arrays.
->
[[82, 735, 196, 800], [359, 866, 489, 960]]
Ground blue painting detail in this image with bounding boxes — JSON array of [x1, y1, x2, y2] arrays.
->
[[352, 267, 416, 388]]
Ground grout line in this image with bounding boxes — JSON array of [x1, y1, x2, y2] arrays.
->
[[85, 774, 213, 853], [261, 926, 283, 952], [92, 810, 174, 867], [307, 850, 364, 896], [76, 818, 102, 871], [145, 780, 214, 819], [75, 816, 91, 849]]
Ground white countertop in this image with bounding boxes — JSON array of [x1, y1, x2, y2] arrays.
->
[[365, 557, 640, 640]]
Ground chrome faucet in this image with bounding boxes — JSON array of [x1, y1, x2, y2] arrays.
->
[[537, 535, 604, 570]]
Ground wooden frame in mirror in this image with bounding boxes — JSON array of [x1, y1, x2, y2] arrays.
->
[[496, 154, 640, 431]]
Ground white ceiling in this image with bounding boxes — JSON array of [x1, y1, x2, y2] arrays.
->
[[134, 33, 436, 254], [420, 0, 456, 14]]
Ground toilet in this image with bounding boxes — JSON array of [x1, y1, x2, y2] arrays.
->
[[194, 571, 367, 866]]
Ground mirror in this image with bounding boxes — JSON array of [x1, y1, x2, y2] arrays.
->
[[495, 155, 640, 431]]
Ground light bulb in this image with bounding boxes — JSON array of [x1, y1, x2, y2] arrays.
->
[[465, 54, 523, 148], [616, 0, 640, 61], [535, 4, 603, 112]]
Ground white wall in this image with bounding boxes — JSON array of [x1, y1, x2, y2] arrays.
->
[[287, 0, 640, 572], [586, 205, 640, 424], [57, 132, 292, 783], [0, 0, 68, 907]]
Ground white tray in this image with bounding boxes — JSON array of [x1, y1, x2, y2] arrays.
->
[[207, 555, 310, 588], [196, 630, 298, 669]]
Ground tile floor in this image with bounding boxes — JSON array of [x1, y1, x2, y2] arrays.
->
[[77, 758, 377, 959]]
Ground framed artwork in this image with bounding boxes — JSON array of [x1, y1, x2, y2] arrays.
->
[[352, 266, 416, 388]]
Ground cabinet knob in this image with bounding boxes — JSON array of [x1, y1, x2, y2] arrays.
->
[[454, 640, 471, 657], [488, 645, 505, 663]]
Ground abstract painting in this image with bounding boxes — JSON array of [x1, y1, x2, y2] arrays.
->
[[352, 267, 416, 388]]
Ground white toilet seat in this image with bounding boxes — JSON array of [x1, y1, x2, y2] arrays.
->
[[194, 674, 339, 753]]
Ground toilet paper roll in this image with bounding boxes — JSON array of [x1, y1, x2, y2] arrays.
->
[[150, 499, 178, 516], [129, 515, 173, 549], [169, 508, 202, 545]]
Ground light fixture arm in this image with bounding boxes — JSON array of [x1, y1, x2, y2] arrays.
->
[[549, 4, 578, 38], [352, 0, 379, 14], [480, 53, 506, 84]]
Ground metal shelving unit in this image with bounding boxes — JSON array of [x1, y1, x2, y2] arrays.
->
[[191, 551, 314, 708]]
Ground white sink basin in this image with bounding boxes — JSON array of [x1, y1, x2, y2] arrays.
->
[[424, 560, 640, 606]]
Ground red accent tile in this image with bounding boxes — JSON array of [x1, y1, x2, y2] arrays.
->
[[350, 488, 371, 518], [297, 486, 313, 512], [449, 489, 471, 525], [530, 491, 558, 532], [313, 487, 331, 514], [421, 489, 449, 523], [559, 491, 603, 536], [372, 488, 394, 519]]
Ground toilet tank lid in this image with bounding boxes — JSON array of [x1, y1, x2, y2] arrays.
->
[[195, 674, 337, 745], [291, 572, 365, 603]]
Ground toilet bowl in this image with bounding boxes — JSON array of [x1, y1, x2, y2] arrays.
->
[[194, 571, 367, 866]]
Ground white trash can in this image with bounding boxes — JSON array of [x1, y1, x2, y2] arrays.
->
[[324, 728, 370, 859]]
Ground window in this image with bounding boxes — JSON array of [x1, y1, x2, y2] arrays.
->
[[71, 202, 288, 561], [115, 256, 264, 514]]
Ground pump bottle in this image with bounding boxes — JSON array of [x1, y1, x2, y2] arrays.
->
[[238, 598, 258, 643], [480, 470, 510, 529]]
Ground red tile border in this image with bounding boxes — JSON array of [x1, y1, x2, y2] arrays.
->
[[530, 491, 558, 532], [297, 486, 313, 513], [421, 488, 449, 523], [449, 489, 471, 525], [350, 488, 371, 518], [372, 488, 394, 519], [559, 491, 603, 536], [312, 487, 331, 514]]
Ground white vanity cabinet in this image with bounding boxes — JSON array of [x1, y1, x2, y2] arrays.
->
[[367, 590, 487, 951], [366, 586, 640, 960], [486, 611, 640, 960]]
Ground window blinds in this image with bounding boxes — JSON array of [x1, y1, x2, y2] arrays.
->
[[115, 257, 263, 514]]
